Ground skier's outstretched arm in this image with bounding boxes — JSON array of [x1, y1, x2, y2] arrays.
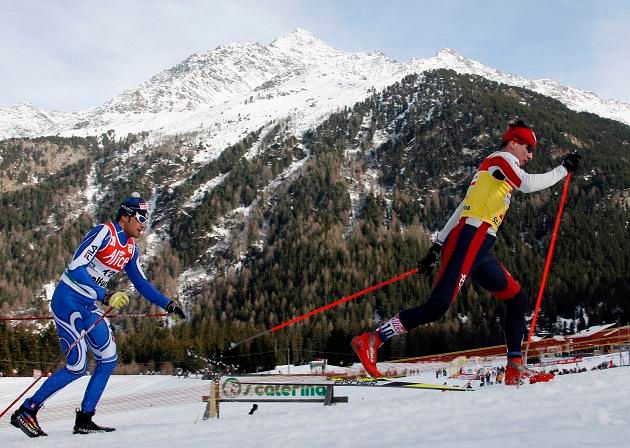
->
[[124, 248, 171, 309]]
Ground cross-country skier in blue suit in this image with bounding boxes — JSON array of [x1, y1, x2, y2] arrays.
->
[[11, 193, 186, 437]]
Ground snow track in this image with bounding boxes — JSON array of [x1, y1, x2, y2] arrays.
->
[[1, 361, 629, 447]]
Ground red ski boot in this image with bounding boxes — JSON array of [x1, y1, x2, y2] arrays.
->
[[351, 332, 383, 377], [505, 357, 554, 385]]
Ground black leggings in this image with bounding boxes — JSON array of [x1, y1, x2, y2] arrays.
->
[[399, 221, 529, 357]]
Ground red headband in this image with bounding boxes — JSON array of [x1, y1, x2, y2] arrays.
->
[[502, 126, 537, 149]]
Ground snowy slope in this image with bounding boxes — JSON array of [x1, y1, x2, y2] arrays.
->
[[410, 49, 630, 126], [2, 29, 630, 148], [1, 355, 628, 447], [0, 103, 75, 140], [45, 29, 407, 163]]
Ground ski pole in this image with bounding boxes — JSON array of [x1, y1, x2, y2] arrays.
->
[[524, 173, 572, 364], [0, 312, 167, 321], [110, 312, 168, 318], [0, 306, 114, 420], [229, 267, 419, 349]]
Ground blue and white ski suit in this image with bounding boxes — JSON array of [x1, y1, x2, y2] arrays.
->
[[24, 221, 171, 413]]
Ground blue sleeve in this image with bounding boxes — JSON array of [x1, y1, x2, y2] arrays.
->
[[66, 224, 111, 302], [124, 247, 171, 309], [67, 266, 107, 301]]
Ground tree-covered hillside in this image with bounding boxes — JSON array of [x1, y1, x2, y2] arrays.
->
[[1, 70, 628, 374]]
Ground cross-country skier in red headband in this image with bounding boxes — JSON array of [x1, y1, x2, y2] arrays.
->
[[352, 120, 581, 385]]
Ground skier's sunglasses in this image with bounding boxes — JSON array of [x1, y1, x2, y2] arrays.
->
[[121, 205, 148, 224], [132, 212, 148, 225], [515, 139, 535, 154]]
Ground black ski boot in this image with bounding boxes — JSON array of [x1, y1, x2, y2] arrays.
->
[[10, 405, 48, 438], [73, 409, 115, 434]]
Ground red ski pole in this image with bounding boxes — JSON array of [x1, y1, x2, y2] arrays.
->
[[229, 267, 419, 349], [524, 173, 572, 363], [0, 306, 114, 420]]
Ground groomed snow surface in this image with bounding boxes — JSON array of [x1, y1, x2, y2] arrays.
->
[[1, 354, 629, 447]]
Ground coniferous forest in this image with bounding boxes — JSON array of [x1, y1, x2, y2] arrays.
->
[[1, 70, 629, 375]]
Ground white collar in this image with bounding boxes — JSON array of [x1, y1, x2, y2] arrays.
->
[[494, 151, 520, 165]]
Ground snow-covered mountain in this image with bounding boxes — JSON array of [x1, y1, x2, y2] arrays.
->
[[411, 48, 630, 126], [2, 29, 629, 146], [46, 29, 406, 162], [0, 103, 75, 140]]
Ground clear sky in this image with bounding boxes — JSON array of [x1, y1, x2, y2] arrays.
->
[[1, 0, 629, 111]]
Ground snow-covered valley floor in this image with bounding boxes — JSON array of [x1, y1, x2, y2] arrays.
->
[[1, 358, 629, 447]]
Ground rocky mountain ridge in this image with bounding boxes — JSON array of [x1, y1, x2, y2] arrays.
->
[[1, 29, 629, 148]]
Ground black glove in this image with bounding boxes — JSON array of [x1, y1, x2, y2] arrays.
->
[[562, 152, 581, 173], [166, 300, 186, 320], [418, 243, 442, 276]]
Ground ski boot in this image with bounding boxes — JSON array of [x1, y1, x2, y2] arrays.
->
[[73, 409, 115, 434], [10, 405, 48, 438], [351, 331, 383, 377], [505, 357, 554, 385]]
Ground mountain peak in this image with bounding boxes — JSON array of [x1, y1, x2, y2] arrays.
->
[[3, 32, 630, 140], [8, 102, 38, 112], [435, 48, 465, 59], [270, 28, 335, 54]]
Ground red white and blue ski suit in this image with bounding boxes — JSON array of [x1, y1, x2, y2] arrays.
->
[[383, 151, 567, 358], [23, 221, 170, 413]]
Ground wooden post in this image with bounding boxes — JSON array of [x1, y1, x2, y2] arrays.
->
[[212, 378, 220, 419], [324, 384, 333, 406], [203, 379, 220, 419]]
